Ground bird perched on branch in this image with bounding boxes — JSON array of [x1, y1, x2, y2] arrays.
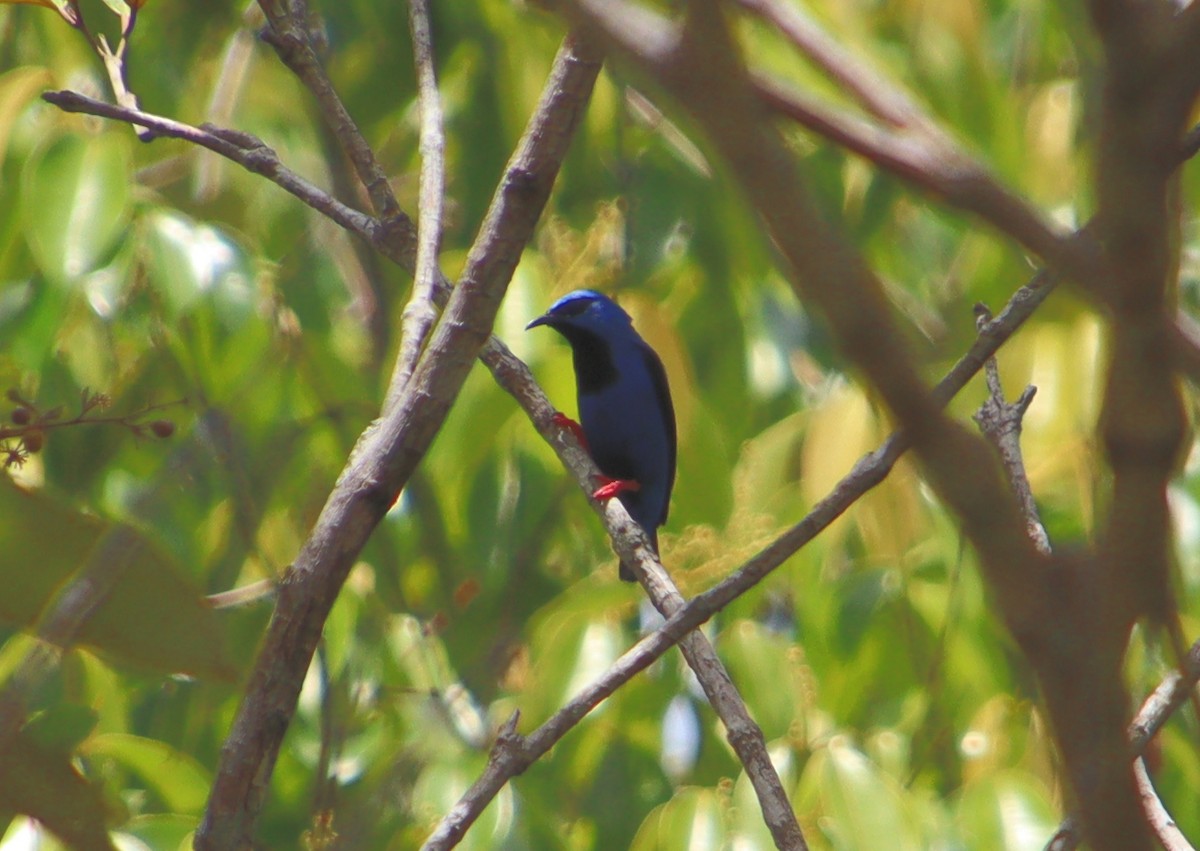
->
[[527, 289, 677, 581]]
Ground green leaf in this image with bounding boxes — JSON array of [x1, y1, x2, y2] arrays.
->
[[717, 620, 803, 741], [0, 728, 116, 851], [0, 478, 237, 680], [80, 734, 210, 815], [631, 787, 728, 851], [116, 815, 198, 851], [811, 737, 923, 850], [956, 770, 1056, 850], [22, 703, 99, 755], [21, 133, 131, 285], [0, 67, 54, 165]]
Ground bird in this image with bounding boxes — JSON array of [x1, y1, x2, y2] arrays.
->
[[527, 289, 677, 581]]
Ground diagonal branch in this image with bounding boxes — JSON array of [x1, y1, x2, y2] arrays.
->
[[256, 0, 401, 221], [733, 0, 1105, 295], [193, 35, 603, 849]]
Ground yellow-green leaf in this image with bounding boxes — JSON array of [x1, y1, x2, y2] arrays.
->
[[0, 478, 237, 680]]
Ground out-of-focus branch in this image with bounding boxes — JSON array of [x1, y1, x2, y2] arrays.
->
[[388, 0, 448, 406], [1046, 638, 1200, 850], [732, 0, 1105, 296], [751, 74, 1105, 297], [735, 0, 927, 129], [554, 2, 1151, 848], [1086, 0, 1199, 639], [194, 35, 603, 850]]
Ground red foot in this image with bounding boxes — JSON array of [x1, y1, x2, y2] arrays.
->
[[552, 411, 589, 452], [592, 475, 641, 501]]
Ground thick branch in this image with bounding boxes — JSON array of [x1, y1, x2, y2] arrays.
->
[[194, 35, 603, 849]]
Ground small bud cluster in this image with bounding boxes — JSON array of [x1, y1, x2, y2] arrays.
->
[[1, 388, 183, 469]]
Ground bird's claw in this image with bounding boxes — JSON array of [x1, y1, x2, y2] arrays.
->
[[551, 411, 590, 451], [592, 476, 641, 501]]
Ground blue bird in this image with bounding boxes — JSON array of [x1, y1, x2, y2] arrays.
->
[[527, 290, 677, 581]]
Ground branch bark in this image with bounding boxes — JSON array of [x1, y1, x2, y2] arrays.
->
[[193, 35, 603, 849], [388, 0, 448, 404]]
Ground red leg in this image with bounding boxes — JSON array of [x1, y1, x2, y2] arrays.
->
[[592, 475, 641, 501], [551, 411, 590, 452]]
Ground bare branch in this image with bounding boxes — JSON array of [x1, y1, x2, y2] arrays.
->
[[194, 35, 603, 849], [971, 304, 1051, 554], [42, 90, 399, 257], [735, 0, 932, 130], [1134, 758, 1194, 851], [1089, 0, 1199, 634], [387, 0, 448, 406], [751, 73, 1104, 294]]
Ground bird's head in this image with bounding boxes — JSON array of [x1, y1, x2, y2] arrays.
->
[[525, 289, 633, 336]]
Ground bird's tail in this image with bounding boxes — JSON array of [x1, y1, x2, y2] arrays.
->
[[618, 530, 658, 582]]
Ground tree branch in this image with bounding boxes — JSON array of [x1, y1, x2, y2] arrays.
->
[[387, 0, 448, 406], [255, 0, 401, 221], [193, 35, 603, 849], [1046, 637, 1200, 850], [971, 304, 1051, 554]]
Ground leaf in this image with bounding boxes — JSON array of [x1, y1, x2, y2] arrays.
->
[[0, 67, 54, 166], [117, 815, 198, 850], [956, 771, 1056, 850], [22, 703, 99, 755], [812, 737, 923, 850], [0, 728, 116, 851], [0, 478, 237, 680], [717, 620, 804, 740], [21, 133, 132, 284], [631, 787, 728, 851], [80, 734, 210, 815]]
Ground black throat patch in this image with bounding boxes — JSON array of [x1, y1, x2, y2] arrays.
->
[[559, 326, 619, 394]]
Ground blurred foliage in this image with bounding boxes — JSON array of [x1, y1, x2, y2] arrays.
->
[[0, 0, 1197, 849]]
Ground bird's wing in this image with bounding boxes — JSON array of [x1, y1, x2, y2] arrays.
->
[[639, 342, 677, 525]]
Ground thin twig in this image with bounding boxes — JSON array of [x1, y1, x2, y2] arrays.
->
[[42, 90, 402, 260], [1134, 758, 1194, 851], [387, 0, 448, 407], [256, 0, 401, 221], [971, 304, 1051, 554]]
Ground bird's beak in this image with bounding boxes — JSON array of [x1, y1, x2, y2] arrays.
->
[[525, 313, 553, 331]]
